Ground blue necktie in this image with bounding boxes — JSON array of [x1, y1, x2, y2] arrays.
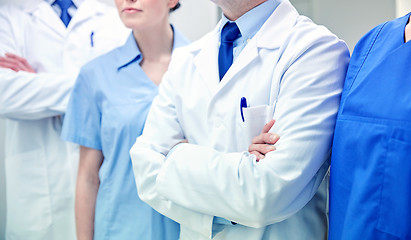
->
[[218, 22, 241, 81], [56, 0, 73, 27]]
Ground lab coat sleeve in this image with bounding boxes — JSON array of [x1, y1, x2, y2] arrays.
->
[[0, 5, 77, 120], [154, 35, 350, 228], [130, 69, 215, 238]]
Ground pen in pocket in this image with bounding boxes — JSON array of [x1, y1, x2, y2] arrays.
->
[[90, 31, 94, 47], [240, 97, 247, 122]]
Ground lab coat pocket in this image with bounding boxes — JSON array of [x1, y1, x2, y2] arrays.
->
[[241, 104, 275, 147], [376, 136, 411, 239], [5, 149, 52, 232]]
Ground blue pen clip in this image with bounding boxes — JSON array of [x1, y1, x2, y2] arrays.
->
[[90, 31, 94, 47], [240, 97, 247, 122]]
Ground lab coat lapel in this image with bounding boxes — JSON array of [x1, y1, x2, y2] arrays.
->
[[218, 40, 259, 90], [28, 2, 66, 38], [68, 0, 104, 30], [256, 0, 300, 50], [217, 0, 299, 92], [192, 28, 221, 95], [29, 0, 104, 35]]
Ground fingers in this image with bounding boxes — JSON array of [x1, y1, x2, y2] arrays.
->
[[250, 151, 265, 162], [5, 53, 26, 61], [248, 119, 279, 162], [0, 56, 21, 65], [6, 53, 36, 72], [0, 58, 21, 72], [251, 119, 279, 145], [251, 132, 280, 145], [249, 143, 276, 155], [261, 119, 275, 134], [0, 53, 35, 73], [0, 55, 25, 71], [5, 53, 31, 68]]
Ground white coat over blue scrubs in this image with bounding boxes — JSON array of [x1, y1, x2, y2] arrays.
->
[[0, 1, 129, 239], [329, 13, 411, 240], [61, 28, 190, 240], [130, 0, 350, 239]]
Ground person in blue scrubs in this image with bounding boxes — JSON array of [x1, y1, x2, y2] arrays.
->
[[60, 0, 189, 239], [329, 13, 411, 240]]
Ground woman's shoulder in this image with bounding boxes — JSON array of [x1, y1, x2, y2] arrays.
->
[[80, 47, 122, 74]]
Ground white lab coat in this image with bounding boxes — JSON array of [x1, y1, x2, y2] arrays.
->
[[130, 1, 349, 239], [0, 1, 129, 239]]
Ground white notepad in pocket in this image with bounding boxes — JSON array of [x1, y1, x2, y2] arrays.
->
[[242, 104, 275, 146]]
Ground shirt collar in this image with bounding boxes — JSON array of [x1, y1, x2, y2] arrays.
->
[[220, 0, 280, 42], [117, 33, 143, 70], [46, 0, 84, 8]]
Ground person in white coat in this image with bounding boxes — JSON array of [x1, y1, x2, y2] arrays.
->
[[0, 0, 129, 239], [130, 0, 350, 239]]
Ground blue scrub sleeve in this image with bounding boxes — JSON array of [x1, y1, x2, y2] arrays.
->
[[61, 67, 102, 150]]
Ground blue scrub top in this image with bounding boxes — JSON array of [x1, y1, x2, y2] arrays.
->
[[329, 13, 411, 240], [61, 27, 189, 240]]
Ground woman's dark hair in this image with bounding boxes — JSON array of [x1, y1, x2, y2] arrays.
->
[[170, 2, 181, 12]]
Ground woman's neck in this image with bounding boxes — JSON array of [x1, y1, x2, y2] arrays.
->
[[133, 23, 174, 61], [132, 22, 174, 86]]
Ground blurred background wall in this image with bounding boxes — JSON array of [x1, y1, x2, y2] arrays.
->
[[291, 0, 396, 52], [0, 0, 410, 237]]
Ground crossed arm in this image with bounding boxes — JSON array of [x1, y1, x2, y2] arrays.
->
[[0, 53, 36, 73], [131, 34, 348, 235], [0, 53, 76, 120]]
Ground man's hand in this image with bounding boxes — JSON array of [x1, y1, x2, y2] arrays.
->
[[248, 119, 279, 161], [0, 53, 35, 73]]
